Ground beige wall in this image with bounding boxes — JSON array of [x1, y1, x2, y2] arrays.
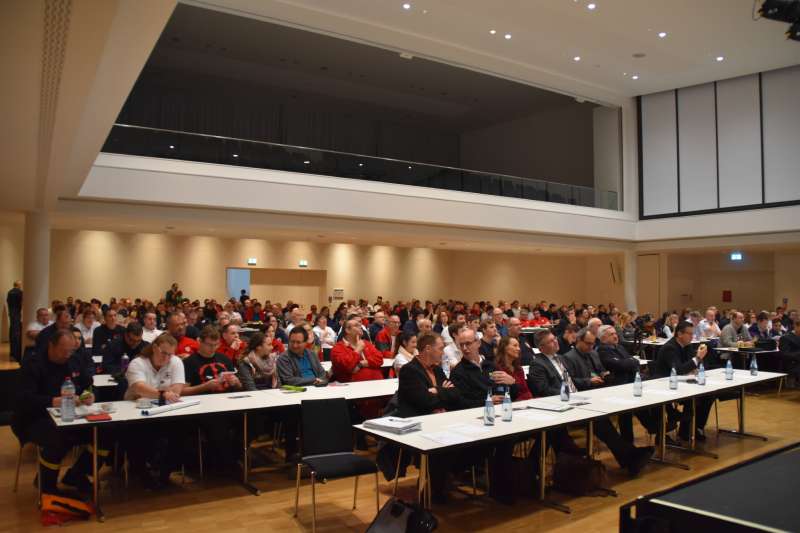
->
[[0, 216, 24, 341], [774, 252, 800, 311], [667, 252, 775, 312], [47, 229, 628, 306], [584, 254, 626, 307]]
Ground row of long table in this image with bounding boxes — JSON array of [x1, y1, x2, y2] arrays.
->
[[51, 366, 783, 521], [355, 368, 784, 511]]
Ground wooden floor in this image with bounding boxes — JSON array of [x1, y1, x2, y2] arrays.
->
[[1, 343, 798, 532]]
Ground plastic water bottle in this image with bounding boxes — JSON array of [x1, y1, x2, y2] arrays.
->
[[121, 354, 130, 374], [697, 363, 706, 385], [669, 366, 678, 390], [725, 359, 734, 380], [633, 371, 642, 397], [560, 379, 570, 402], [441, 357, 450, 379], [61, 378, 76, 423], [750, 354, 758, 376], [483, 392, 495, 426], [502, 390, 512, 422]]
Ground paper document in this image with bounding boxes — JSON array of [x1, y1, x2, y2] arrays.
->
[[420, 431, 473, 446], [444, 423, 492, 437], [516, 410, 558, 421]]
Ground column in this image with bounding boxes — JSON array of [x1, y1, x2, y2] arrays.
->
[[23, 210, 51, 324], [623, 249, 637, 312]]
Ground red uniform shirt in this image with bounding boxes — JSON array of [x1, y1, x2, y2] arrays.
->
[[176, 336, 199, 359], [218, 337, 245, 362], [330, 339, 384, 383]]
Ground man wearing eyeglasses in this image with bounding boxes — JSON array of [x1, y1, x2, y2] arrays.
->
[[374, 314, 401, 357], [449, 328, 496, 407]]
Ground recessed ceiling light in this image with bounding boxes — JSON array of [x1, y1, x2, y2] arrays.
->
[[489, 29, 496, 35], [408, 166, 412, 170], [716, 56, 724, 62], [504, 33, 512, 39], [402, 3, 411, 10], [573, 56, 581, 62], [358, 163, 364, 167], [232, 154, 239, 158], [303, 160, 311, 164], [658, 31, 667, 38], [169, 145, 175, 149], [631, 75, 639, 80], [587, 3, 597, 10]]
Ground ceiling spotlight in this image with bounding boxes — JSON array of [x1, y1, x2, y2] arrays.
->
[[232, 154, 239, 158], [587, 3, 597, 10], [358, 163, 364, 167], [408, 165, 412, 170], [402, 3, 411, 10], [303, 160, 311, 164], [169, 145, 175, 149], [504, 33, 512, 39], [716, 56, 725, 62], [573, 56, 581, 61], [631, 75, 639, 80], [489, 29, 497, 35], [658, 31, 667, 38]]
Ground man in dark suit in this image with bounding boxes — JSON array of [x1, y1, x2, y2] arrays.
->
[[528, 330, 653, 475], [563, 328, 609, 391], [397, 332, 471, 503], [34, 308, 72, 357], [596, 325, 657, 440], [778, 319, 800, 387], [557, 324, 580, 355], [6, 281, 22, 362], [653, 321, 713, 442]]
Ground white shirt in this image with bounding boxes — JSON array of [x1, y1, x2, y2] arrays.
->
[[698, 319, 720, 338], [124, 355, 186, 401], [443, 344, 462, 369], [393, 347, 416, 374], [142, 327, 163, 344], [313, 326, 337, 349], [441, 327, 454, 346], [76, 321, 99, 346], [27, 320, 50, 334], [230, 311, 243, 324]]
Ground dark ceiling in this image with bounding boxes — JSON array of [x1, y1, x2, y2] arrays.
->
[[142, 3, 589, 132]]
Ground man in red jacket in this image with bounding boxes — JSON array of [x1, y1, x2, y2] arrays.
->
[[331, 318, 384, 383], [374, 314, 401, 357]]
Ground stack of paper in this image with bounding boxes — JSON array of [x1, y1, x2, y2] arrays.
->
[[364, 416, 421, 435]]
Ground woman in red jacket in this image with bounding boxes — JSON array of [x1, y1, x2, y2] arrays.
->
[[493, 336, 532, 401]]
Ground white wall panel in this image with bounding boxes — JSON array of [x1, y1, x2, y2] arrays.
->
[[762, 65, 800, 203], [641, 91, 678, 216], [716, 75, 762, 208], [677, 84, 717, 212]]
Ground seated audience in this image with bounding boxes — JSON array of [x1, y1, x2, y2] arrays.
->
[[492, 307, 508, 336], [478, 320, 499, 361], [238, 332, 279, 390], [368, 311, 386, 342], [652, 321, 713, 442], [312, 315, 338, 361], [276, 327, 328, 386], [392, 331, 418, 375], [374, 314, 401, 358], [182, 327, 242, 395], [530, 330, 653, 469], [507, 317, 536, 365], [719, 311, 753, 347], [166, 312, 199, 358], [92, 308, 125, 359], [75, 309, 99, 348], [103, 321, 147, 376], [778, 320, 800, 387], [662, 313, 680, 339], [698, 308, 721, 338], [330, 318, 384, 384], [442, 324, 464, 369], [557, 323, 580, 355], [14, 330, 109, 493], [218, 323, 245, 362], [749, 312, 772, 340], [563, 328, 609, 390], [141, 311, 162, 344], [34, 308, 72, 357], [493, 336, 531, 400], [124, 333, 185, 488], [449, 328, 493, 407]]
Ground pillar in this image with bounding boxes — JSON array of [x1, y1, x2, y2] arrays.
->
[[23, 210, 51, 324], [623, 249, 637, 312]]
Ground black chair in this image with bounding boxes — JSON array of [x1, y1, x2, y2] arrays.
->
[[293, 398, 379, 532]]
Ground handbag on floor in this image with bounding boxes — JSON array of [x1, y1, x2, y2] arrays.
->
[[552, 452, 608, 495], [366, 497, 437, 533]]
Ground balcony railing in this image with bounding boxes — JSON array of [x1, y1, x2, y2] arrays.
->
[[102, 123, 619, 210]]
